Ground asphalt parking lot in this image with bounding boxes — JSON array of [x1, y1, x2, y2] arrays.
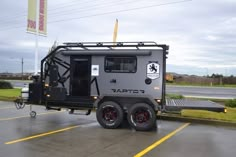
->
[[0, 101, 236, 157]]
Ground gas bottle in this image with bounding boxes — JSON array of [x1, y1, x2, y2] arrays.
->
[[21, 86, 29, 100]]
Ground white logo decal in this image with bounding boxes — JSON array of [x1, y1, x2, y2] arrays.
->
[[91, 65, 99, 76], [147, 62, 160, 79]]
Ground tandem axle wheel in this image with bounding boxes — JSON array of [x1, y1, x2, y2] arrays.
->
[[30, 111, 37, 118], [29, 104, 36, 118]]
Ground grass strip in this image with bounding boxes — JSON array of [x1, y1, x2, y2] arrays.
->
[[0, 88, 21, 101], [166, 94, 184, 99], [181, 108, 236, 122]]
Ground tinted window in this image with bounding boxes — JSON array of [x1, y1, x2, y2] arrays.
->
[[105, 56, 137, 73]]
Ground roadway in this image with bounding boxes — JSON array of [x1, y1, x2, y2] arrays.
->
[[166, 85, 236, 99], [0, 101, 235, 157], [6, 80, 31, 88]]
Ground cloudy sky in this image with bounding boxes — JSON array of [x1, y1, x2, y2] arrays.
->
[[0, 0, 235, 76]]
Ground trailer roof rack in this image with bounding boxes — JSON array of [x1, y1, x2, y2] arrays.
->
[[62, 41, 169, 51]]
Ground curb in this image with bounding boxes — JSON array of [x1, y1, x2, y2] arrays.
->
[[157, 114, 236, 127]]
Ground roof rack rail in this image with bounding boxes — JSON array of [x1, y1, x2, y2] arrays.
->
[[62, 41, 168, 51]]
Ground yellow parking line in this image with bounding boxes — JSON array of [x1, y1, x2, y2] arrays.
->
[[5, 125, 79, 145], [134, 123, 190, 157], [0, 111, 64, 121]]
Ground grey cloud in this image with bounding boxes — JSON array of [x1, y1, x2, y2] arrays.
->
[[0, 0, 235, 75]]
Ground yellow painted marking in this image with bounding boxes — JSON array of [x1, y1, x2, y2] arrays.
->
[[0, 111, 64, 121], [0, 107, 15, 110], [5, 125, 79, 144], [134, 123, 190, 157]]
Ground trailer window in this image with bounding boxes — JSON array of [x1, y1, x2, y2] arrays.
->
[[105, 56, 137, 73]]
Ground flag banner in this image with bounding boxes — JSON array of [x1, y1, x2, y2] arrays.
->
[[38, 0, 47, 35], [113, 19, 118, 43], [27, 0, 37, 33]]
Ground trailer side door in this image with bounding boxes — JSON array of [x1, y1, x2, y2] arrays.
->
[[70, 56, 91, 96]]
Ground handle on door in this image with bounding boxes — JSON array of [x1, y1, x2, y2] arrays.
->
[[110, 79, 117, 83]]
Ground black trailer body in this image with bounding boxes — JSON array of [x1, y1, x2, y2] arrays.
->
[[24, 42, 169, 131]]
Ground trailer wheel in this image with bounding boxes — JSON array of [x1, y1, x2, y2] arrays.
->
[[96, 101, 124, 129], [30, 111, 37, 118], [127, 103, 156, 131]]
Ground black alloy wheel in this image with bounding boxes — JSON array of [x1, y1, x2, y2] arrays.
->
[[96, 101, 124, 129], [127, 103, 156, 131]]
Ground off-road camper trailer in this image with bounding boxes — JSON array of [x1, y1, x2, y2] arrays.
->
[[17, 42, 169, 131]]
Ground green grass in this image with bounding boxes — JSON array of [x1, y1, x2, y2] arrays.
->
[[225, 99, 236, 108], [0, 88, 21, 101], [166, 94, 184, 99], [0, 79, 32, 83], [181, 108, 236, 122]]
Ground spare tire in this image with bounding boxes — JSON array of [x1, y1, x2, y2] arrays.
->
[[127, 103, 156, 131], [96, 101, 124, 129]]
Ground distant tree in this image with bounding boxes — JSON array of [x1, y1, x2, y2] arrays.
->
[[211, 73, 223, 78]]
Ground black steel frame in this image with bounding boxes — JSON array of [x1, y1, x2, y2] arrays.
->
[[40, 42, 169, 106]]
